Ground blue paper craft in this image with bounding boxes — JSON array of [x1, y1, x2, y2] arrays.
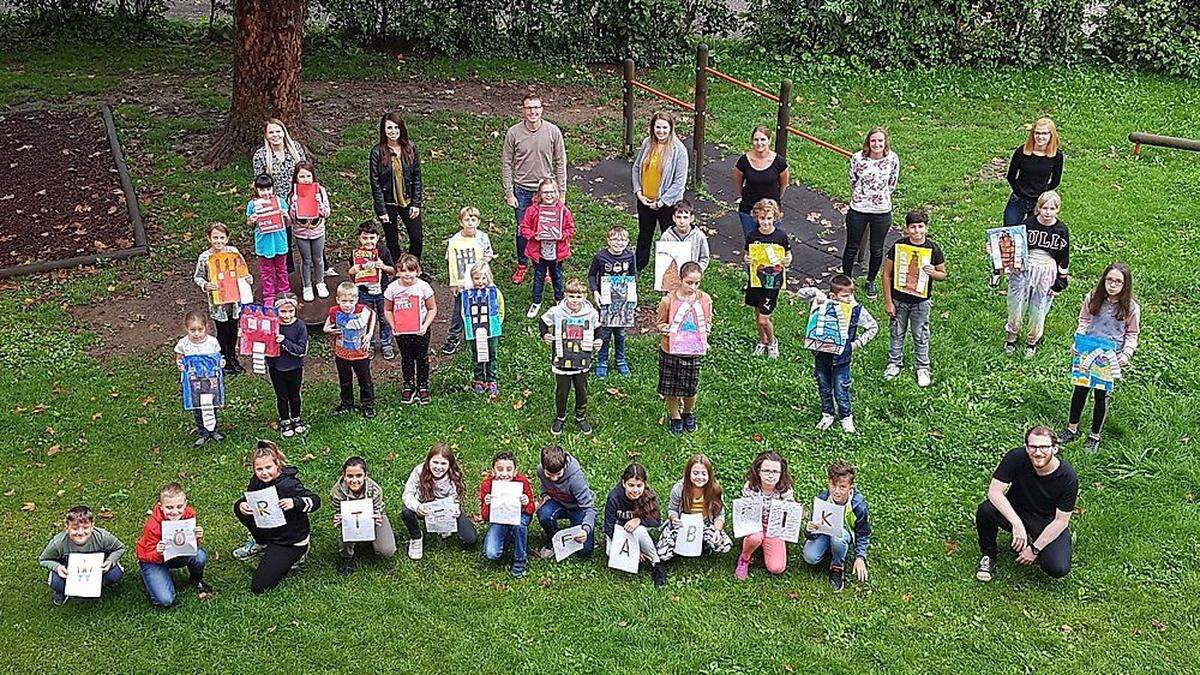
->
[[1071, 333, 1117, 392], [803, 300, 852, 355], [461, 287, 503, 338], [335, 310, 367, 352], [181, 353, 225, 411]]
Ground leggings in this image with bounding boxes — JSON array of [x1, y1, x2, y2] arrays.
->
[[400, 507, 477, 546], [234, 507, 308, 593], [268, 366, 303, 420], [1068, 384, 1108, 436], [294, 235, 325, 288], [635, 200, 674, 272], [554, 372, 588, 419], [382, 204, 424, 262], [740, 529, 787, 574], [842, 208, 891, 282], [395, 333, 431, 388], [214, 317, 241, 369]]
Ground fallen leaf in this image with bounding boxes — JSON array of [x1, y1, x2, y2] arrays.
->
[[605, 387, 626, 397], [902, 593, 912, 602], [787, 590, 800, 601], [1151, 619, 1167, 632], [46, 444, 61, 456], [511, 398, 525, 410], [752, 433, 764, 442], [300, 453, 316, 461], [91, 412, 102, 421], [944, 539, 958, 555], [1060, 624, 1072, 634], [98, 509, 115, 519], [3, 489, 14, 496], [21, 502, 35, 512]]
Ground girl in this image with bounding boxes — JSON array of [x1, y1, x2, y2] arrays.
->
[[288, 161, 331, 301], [744, 198, 792, 358], [656, 454, 732, 562], [464, 262, 505, 397], [232, 441, 321, 594], [369, 112, 425, 262], [843, 126, 899, 299], [252, 118, 307, 276], [400, 443, 476, 559], [1006, 190, 1069, 358], [656, 261, 713, 434], [383, 253, 438, 405], [996, 117, 1063, 288], [245, 173, 291, 306], [735, 451, 795, 579], [733, 125, 789, 238], [174, 311, 224, 446], [1059, 263, 1140, 453], [330, 456, 397, 575], [603, 463, 666, 588], [267, 294, 308, 438], [631, 111, 690, 271], [192, 223, 248, 375], [519, 178, 576, 318]]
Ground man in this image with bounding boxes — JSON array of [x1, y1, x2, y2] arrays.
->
[[501, 92, 567, 284], [975, 425, 1077, 581]]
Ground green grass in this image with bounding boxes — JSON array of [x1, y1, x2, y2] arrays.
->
[[2, 33, 1199, 674]]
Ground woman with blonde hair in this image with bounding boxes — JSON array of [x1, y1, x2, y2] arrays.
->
[[252, 119, 308, 276], [631, 111, 689, 271], [995, 117, 1063, 286], [842, 126, 899, 298]]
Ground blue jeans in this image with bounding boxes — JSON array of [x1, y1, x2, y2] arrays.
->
[[48, 561, 123, 596], [139, 549, 207, 607], [447, 290, 464, 342], [1003, 193, 1036, 226], [596, 327, 627, 366], [803, 530, 852, 567], [531, 259, 563, 304], [536, 500, 596, 556], [513, 186, 535, 265], [358, 292, 391, 349], [813, 358, 851, 419], [737, 211, 758, 239], [483, 512, 531, 563]]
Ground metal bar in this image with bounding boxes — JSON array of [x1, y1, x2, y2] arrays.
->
[[704, 66, 779, 103], [693, 44, 709, 191], [631, 80, 695, 112], [785, 125, 853, 158], [775, 79, 791, 158], [623, 59, 635, 157]]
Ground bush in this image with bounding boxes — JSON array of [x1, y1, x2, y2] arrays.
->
[[1091, 0, 1200, 78]]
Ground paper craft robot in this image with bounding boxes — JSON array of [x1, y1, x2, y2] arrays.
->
[[554, 315, 594, 372], [181, 353, 225, 432], [463, 287, 502, 362]]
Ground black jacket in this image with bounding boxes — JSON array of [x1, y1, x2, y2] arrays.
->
[[234, 465, 320, 545], [369, 144, 423, 215]]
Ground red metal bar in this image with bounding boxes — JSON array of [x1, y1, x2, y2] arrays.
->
[[631, 80, 695, 112], [704, 66, 779, 103], [786, 126, 853, 158]]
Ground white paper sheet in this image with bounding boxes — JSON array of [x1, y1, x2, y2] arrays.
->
[[811, 497, 845, 537], [732, 496, 763, 539], [161, 518, 198, 560], [606, 526, 640, 574], [340, 498, 376, 542], [64, 552, 105, 598], [488, 480, 523, 526], [425, 497, 458, 534], [552, 525, 586, 562], [245, 486, 286, 529], [673, 512, 705, 557], [766, 500, 805, 543]]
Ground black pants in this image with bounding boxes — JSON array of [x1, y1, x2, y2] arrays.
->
[[268, 366, 303, 420], [554, 372, 588, 419], [635, 200, 675, 272], [842, 208, 891, 282], [400, 507, 477, 546], [215, 317, 241, 369], [975, 500, 1071, 578], [383, 204, 424, 263], [335, 357, 375, 409], [395, 333, 431, 388], [1068, 385, 1107, 436], [233, 507, 308, 594]]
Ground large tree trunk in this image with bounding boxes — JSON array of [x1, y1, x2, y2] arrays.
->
[[200, 0, 314, 169]]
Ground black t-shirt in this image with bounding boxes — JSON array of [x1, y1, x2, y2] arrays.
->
[[886, 236, 944, 304], [745, 226, 791, 252], [736, 154, 788, 213], [992, 447, 1078, 520]]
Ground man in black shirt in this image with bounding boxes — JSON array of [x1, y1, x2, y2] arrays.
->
[[975, 426, 1077, 581]]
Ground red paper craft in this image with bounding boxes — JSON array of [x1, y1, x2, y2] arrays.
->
[[353, 249, 381, 285], [238, 305, 281, 357], [295, 183, 320, 219], [207, 251, 248, 305], [253, 198, 285, 234], [391, 293, 422, 334]]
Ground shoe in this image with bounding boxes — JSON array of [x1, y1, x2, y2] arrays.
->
[[52, 592, 67, 607], [473, 381, 485, 394], [487, 382, 499, 398], [1085, 435, 1101, 453], [752, 343, 767, 357], [576, 417, 593, 435], [537, 546, 555, 560], [302, 286, 315, 302], [193, 580, 214, 595], [615, 360, 631, 376], [829, 565, 845, 593], [280, 419, 294, 438], [509, 559, 527, 578], [325, 266, 338, 278], [1058, 427, 1079, 444], [550, 418, 565, 436], [332, 403, 354, 416], [1024, 343, 1038, 359], [210, 431, 224, 443], [681, 412, 697, 432], [408, 537, 424, 560], [511, 264, 528, 284], [233, 540, 265, 561], [766, 341, 780, 358], [865, 281, 878, 299], [292, 418, 307, 435], [650, 562, 666, 588], [734, 555, 750, 581], [988, 271, 1000, 289], [525, 303, 541, 319], [382, 345, 396, 360], [337, 555, 356, 576], [441, 338, 460, 355], [668, 418, 684, 435], [595, 362, 608, 379], [290, 552, 306, 570], [417, 389, 431, 405], [883, 364, 901, 381], [362, 408, 377, 420], [401, 387, 416, 404], [194, 435, 208, 447], [916, 369, 932, 388], [840, 416, 856, 434], [1004, 341, 1017, 356], [316, 282, 329, 298], [816, 413, 836, 431], [975, 555, 995, 582]]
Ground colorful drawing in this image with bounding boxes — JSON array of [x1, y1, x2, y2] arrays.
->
[[334, 310, 369, 353], [599, 275, 637, 328], [390, 291, 423, 335], [554, 315, 594, 372], [653, 241, 691, 292], [804, 299, 853, 354], [181, 353, 225, 412], [294, 182, 320, 219], [251, 197, 285, 234], [986, 225, 1028, 275], [893, 243, 932, 298], [447, 240, 480, 288], [207, 250, 249, 305], [353, 248, 381, 289], [239, 304, 280, 374], [748, 242, 786, 289], [1072, 333, 1117, 392], [667, 297, 709, 356], [463, 287, 502, 363]]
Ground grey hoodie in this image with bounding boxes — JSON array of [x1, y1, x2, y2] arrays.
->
[[536, 453, 596, 532], [659, 226, 711, 271]]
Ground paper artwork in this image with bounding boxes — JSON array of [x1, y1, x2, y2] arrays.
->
[[804, 299, 853, 354], [340, 498, 376, 542], [239, 304, 280, 374], [207, 250, 250, 305], [252, 197, 285, 234], [986, 225, 1028, 275], [606, 526, 640, 574], [334, 310, 368, 353], [731, 496, 762, 539], [552, 525, 586, 562], [766, 500, 805, 543], [554, 315, 594, 372], [245, 486, 286, 529], [463, 287, 502, 363], [488, 480, 523, 526], [893, 243, 932, 298], [353, 249, 382, 294], [749, 242, 786, 289], [425, 497, 458, 534], [1071, 333, 1117, 392], [64, 552, 105, 598], [653, 241, 691, 292], [295, 182, 320, 220], [673, 512, 705, 557], [161, 518, 198, 561], [391, 292, 422, 335], [667, 297, 709, 356], [448, 240, 480, 288], [181, 353, 225, 428], [599, 275, 637, 328], [811, 497, 845, 537]]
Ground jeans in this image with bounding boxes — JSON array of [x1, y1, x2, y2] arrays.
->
[[139, 549, 207, 607], [382, 203, 424, 262], [395, 333, 431, 389], [813, 358, 851, 419], [976, 500, 1071, 578], [400, 507, 478, 546], [513, 186, 535, 265], [48, 561, 123, 596], [484, 512, 532, 563], [471, 336, 499, 382], [358, 292, 392, 350], [531, 259, 563, 304], [596, 327, 627, 366], [447, 290, 464, 342], [335, 357, 374, 409], [294, 234, 325, 288], [268, 366, 303, 420], [1003, 193, 1037, 226], [802, 530, 851, 567], [737, 211, 758, 239], [634, 200, 674, 272], [842, 208, 891, 282], [888, 299, 931, 369], [536, 500, 596, 557]]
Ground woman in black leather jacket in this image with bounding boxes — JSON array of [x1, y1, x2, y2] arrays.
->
[[369, 113, 424, 261]]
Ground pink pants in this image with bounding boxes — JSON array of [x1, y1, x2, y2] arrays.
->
[[740, 531, 787, 574], [259, 254, 290, 304]]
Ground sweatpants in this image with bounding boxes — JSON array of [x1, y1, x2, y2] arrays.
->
[[554, 372, 588, 420], [335, 357, 374, 409]]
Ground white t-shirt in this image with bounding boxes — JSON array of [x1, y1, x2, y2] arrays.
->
[[174, 335, 221, 357], [383, 278, 435, 333]]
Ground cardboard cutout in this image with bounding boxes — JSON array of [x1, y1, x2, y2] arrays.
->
[[295, 182, 320, 220], [554, 315, 595, 372], [207, 250, 250, 305]]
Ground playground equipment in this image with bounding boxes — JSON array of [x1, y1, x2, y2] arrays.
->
[[1128, 132, 1200, 156]]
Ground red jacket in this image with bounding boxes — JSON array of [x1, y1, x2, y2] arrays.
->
[[478, 473, 536, 521], [519, 202, 575, 263], [135, 503, 197, 564]]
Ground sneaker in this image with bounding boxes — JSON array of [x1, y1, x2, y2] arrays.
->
[[1004, 341, 1017, 355], [292, 418, 307, 435], [883, 363, 901, 381], [766, 341, 780, 358], [576, 417, 593, 436], [681, 412, 697, 432], [975, 555, 995, 582], [511, 263, 529, 284], [302, 286, 315, 302], [668, 418, 684, 435], [840, 416, 856, 434], [472, 381, 485, 395], [316, 282, 329, 298], [525, 303, 541, 319], [408, 537, 424, 560], [734, 555, 750, 581], [550, 418, 565, 436], [280, 419, 294, 438], [595, 362, 608, 379], [417, 389, 431, 406], [401, 387, 416, 404], [916, 368, 932, 388], [1057, 427, 1080, 444], [210, 431, 224, 443], [362, 407, 377, 420], [233, 540, 265, 561], [331, 403, 354, 416], [382, 345, 396, 360], [1085, 435, 1102, 453], [829, 565, 845, 593], [441, 338, 460, 356], [615, 360, 631, 376], [194, 435, 208, 447], [290, 552, 306, 570], [1024, 343, 1038, 359], [325, 266, 338, 278], [537, 546, 555, 560], [752, 342, 767, 357], [52, 592, 67, 607], [650, 562, 667, 588], [509, 559, 527, 578], [487, 382, 499, 398], [988, 271, 1000, 289], [337, 555, 356, 576], [193, 580, 214, 595], [865, 281, 878, 299], [816, 413, 836, 431]]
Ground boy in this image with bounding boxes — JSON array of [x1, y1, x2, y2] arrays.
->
[[540, 278, 600, 436], [882, 210, 947, 387], [442, 206, 496, 355], [346, 222, 396, 360], [797, 274, 878, 433], [587, 225, 636, 378], [323, 281, 377, 418], [657, 199, 711, 271], [135, 482, 212, 607], [802, 461, 872, 593], [535, 445, 596, 560], [743, 199, 792, 358], [39, 506, 126, 606], [480, 451, 536, 578]]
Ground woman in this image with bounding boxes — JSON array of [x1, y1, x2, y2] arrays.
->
[[995, 117, 1063, 287], [631, 111, 689, 272], [842, 127, 899, 299], [252, 119, 307, 275], [369, 113, 425, 263], [733, 126, 788, 239]]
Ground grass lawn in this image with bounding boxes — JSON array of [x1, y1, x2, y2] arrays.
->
[[2, 29, 1199, 673]]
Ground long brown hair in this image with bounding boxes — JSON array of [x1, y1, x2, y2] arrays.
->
[[744, 451, 792, 494], [418, 443, 465, 501], [620, 463, 660, 522], [291, 159, 317, 186], [861, 126, 890, 157], [377, 112, 415, 165], [1087, 262, 1135, 321], [681, 454, 723, 521], [645, 111, 675, 163]]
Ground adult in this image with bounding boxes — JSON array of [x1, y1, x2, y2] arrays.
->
[[993, 116, 1063, 287], [732, 125, 788, 239], [501, 93, 567, 284], [631, 111, 689, 272], [369, 113, 424, 262], [252, 118, 306, 274], [975, 426, 1076, 582], [842, 126, 899, 299]]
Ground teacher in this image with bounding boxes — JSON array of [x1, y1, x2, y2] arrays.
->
[[252, 118, 306, 274], [369, 112, 425, 262], [842, 127, 899, 299], [733, 126, 789, 239], [631, 111, 689, 272]]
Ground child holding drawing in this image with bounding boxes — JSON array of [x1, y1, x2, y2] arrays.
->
[[324, 281, 376, 418], [39, 505, 126, 606], [801, 461, 872, 593], [268, 294, 308, 438], [797, 274, 878, 434], [734, 451, 795, 580], [400, 443, 477, 560], [656, 454, 732, 562], [587, 225, 636, 378], [193, 222, 248, 375], [882, 210, 946, 387], [441, 205, 495, 356], [657, 199, 710, 271], [330, 456, 397, 576], [246, 173, 291, 306], [540, 278, 600, 436], [656, 261, 712, 434], [461, 262, 505, 397], [175, 310, 224, 446], [744, 198, 792, 358], [520, 178, 575, 318], [603, 463, 667, 588], [135, 482, 212, 607], [383, 253, 437, 405], [480, 451, 537, 578], [287, 160, 331, 301]]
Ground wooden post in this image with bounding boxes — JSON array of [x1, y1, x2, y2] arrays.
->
[[693, 43, 708, 192], [775, 79, 791, 158], [623, 58, 635, 158]]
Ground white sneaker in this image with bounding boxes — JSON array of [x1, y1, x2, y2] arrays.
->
[[525, 303, 541, 319], [302, 286, 315, 302], [408, 537, 424, 560], [840, 416, 856, 434], [325, 266, 338, 277], [766, 341, 780, 358], [916, 368, 932, 388], [752, 342, 767, 356], [883, 364, 901, 380], [816, 413, 836, 431], [537, 546, 555, 560], [316, 282, 329, 298]]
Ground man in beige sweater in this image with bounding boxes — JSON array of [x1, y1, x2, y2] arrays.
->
[[501, 93, 567, 284]]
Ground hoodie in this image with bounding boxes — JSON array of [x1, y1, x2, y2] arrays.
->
[[536, 453, 596, 532], [603, 482, 662, 538], [659, 226, 711, 271], [478, 473, 536, 522], [135, 503, 198, 565], [39, 527, 126, 572], [233, 466, 321, 546], [806, 486, 872, 561], [330, 476, 387, 515]]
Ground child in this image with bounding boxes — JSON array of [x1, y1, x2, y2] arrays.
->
[[802, 461, 872, 593], [383, 253, 437, 405], [1059, 262, 1140, 453], [175, 310, 224, 446], [797, 274, 878, 434], [744, 198, 792, 357], [39, 506, 126, 606], [1004, 190, 1070, 358], [734, 451, 795, 579], [480, 451, 537, 577], [656, 454, 732, 562], [462, 263, 505, 397], [233, 441, 321, 594], [401, 443, 477, 559], [520, 178, 576, 318], [587, 225, 636, 378], [657, 199, 711, 271], [268, 294, 308, 437], [603, 463, 666, 588], [347, 221, 396, 360], [245, 173, 291, 306], [323, 281, 376, 418], [540, 278, 600, 436], [882, 210, 947, 387], [135, 482, 212, 607], [287, 160, 331, 301], [441, 205, 496, 355], [656, 261, 713, 434], [192, 223, 248, 375], [330, 456, 397, 575], [535, 445, 596, 559]]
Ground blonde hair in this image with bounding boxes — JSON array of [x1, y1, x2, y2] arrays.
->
[[458, 206, 481, 224], [469, 262, 494, 286], [751, 198, 782, 222], [261, 118, 303, 174], [1036, 190, 1062, 211], [564, 278, 587, 295], [1022, 117, 1060, 156], [336, 281, 358, 298]]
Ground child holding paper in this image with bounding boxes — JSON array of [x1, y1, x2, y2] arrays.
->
[[135, 482, 212, 607], [347, 222, 396, 360], [268, 294, 308, 438], [587, 225, 636, 378], [603, 463, 667, 588], [656, 454, 732, 562], [734, 451, 795, 580], [441, 205, 495, 355], [882, 210, 947, 386], [330, 456, 397, 576], [657, 200, 710, 271], [175, 310, 225, 446], [401, 443, 477, 560], [802, 461, 872, 593], [656, 261, 713, 434], [233, 441, 321, 594], [540, 278, 600, 436], [324, 281, 376, 418], [480, 451, 537, 577], [535, 445, 596, 560], [193, 223, 249, 375], [287, 161, 331, 301], [520, 178, 575, 318], [743, 199, 792, 358], [383, 253, 437, 405], [462, 263, 505, 397], [245, 173, 291, 306], [797, 274, 878, 434], [39, 506, 126, 606]]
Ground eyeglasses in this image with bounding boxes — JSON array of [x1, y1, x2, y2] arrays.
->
[[524, 105, 543, 110], [1027, 444, 1055, 454], [759, 468, 782, 475]]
